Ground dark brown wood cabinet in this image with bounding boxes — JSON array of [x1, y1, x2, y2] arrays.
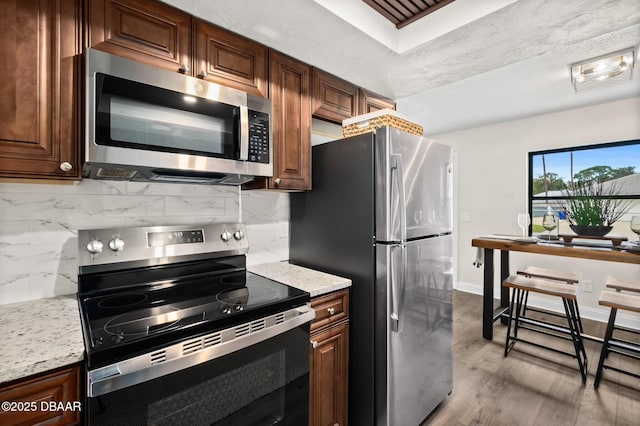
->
[[88, 0, 192, 73], [312, 68, 359, 123], [311, 68, 395, 126], [267, 50, 311, 191], [0, 364, 82, 426], [88, 0, 267, 97], [195, 20, 268, 97], [309, 289, 349, 426], [358, 88, 396, 114], [0, 0, 82, 180]]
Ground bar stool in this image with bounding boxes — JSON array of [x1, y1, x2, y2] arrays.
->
[[517, 266, 582, 332], [503, 274, 588, 383], [606, 276, 640, 294], [594, 290, 640, 388]]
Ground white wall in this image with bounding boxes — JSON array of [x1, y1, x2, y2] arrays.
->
[[0, 180, 289, 305], [429, 96, 640, 327]]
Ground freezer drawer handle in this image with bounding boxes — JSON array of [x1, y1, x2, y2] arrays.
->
[[390, 242, 407, 333]]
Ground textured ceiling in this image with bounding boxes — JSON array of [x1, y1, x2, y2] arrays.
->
[[163, 0, 640, 134]]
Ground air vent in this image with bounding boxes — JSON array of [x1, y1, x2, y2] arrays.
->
[[235, 323, 251, 338], [250, 319, 266, 332], [182, 331, 223, 356], [183, 339, 204, 356], [203, 333, 222, 348], [150, 350, 166, 365], [96, 167, 137, 179], [275, 313, 285, 324]]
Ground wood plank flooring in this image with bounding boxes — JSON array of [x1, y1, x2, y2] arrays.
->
[[421, 290, 640, 426]]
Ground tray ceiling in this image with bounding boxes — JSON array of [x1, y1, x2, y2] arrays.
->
[[363, 0, 457, 28]]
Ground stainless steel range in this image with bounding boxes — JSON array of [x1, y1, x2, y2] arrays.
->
[[77, 223, 314, 425]]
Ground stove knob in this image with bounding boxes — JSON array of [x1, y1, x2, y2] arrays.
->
[[235, 304, 244, 311], [220, 231, 231, 242], [222, 306, 232, 314], [86, 239, 104, 254], [109, 237, 125, 252], [233, 230, 244, 241]]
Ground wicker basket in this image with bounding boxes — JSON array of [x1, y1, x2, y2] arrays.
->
[[342, 109, 423, 137]]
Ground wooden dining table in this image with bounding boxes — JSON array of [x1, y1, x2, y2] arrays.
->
[[471, 236, 640, 340]]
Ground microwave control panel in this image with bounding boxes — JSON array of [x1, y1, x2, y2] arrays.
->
[[248, 110, 270, 163]]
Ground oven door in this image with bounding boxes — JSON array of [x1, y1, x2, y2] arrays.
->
[[87, 323, 310, 426]]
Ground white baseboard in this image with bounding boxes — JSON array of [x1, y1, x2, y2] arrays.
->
[[455, 281, 640, 330]]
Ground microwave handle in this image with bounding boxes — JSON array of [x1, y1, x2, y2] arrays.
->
[[239, 106, 249, 161]]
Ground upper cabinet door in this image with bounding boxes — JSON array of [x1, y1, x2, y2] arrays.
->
[[358, 88, 396, 114], [312, 68, 359, 123], [89, 0, 192, 74], [0, 0, 81, 180], [195, 20, 268, 98], [269, 50, 311, 190]]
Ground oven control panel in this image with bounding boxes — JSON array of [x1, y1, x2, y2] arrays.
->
[[147, 230, 205, 247], [78, 223, 249, 267]]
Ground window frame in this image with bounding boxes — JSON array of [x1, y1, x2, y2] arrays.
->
[[527, 138, 640, 234]]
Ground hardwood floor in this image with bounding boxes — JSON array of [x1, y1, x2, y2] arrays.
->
[[421, 290, 640, 426]]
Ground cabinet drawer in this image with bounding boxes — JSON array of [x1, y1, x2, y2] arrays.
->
[[310, 289, 349, 332]]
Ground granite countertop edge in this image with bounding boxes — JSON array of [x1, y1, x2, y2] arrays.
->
[[0, 295, 85, 386], [248, 261, 351, 298]]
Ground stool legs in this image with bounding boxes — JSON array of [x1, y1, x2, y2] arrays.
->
[[563, 298, 588, 383], [504, 287, 587, 383], [505, 287, 528, 357], [521, 285, 584, 333], [594, 307, 618, 388]]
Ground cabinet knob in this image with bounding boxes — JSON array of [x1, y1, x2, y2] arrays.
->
[[327, 307, 335, 315], [59, 162, 73, 172], [274, 178, 281, 186], [199, 70, 208, 79], [311, 341, 318, 349], [179, 64, 190, 74]]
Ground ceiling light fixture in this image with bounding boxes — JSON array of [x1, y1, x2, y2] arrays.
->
[[570, 48, 635, 93]]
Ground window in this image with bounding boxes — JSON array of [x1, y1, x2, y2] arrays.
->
[[528, 139, 640, 241]]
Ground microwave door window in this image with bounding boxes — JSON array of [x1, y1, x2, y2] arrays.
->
[[110, 97, 227, 155], [94, 73, 238, 159]]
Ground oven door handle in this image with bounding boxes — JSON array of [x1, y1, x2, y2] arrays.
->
[[87, 304, 315, 397]]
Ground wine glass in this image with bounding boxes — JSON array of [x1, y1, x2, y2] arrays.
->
[[517, 213, 530, 238], [630, 215, 640, 245], [542, 212, 558, 240]]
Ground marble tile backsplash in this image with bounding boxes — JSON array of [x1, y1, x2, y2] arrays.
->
[[0, 180, 289, 305]]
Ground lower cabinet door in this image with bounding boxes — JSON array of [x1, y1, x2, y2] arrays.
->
[[0, 364, 82, 426], [310, 321, 349, 426]]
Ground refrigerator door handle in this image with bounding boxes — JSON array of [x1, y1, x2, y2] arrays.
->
[[390, 242, 407, 333], [391, 154, 407, 243]]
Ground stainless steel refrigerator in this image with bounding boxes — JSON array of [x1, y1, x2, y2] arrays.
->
[[290, 127, 453, 426]]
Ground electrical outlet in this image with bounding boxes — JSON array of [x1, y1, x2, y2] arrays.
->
[[582, 279, 593, 293], [460, 212, 471, 222]]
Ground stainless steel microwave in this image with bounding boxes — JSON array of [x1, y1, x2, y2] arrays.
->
[[83, 49, 272, 185]]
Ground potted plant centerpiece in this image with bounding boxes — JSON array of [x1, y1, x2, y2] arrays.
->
[[560, 179, 633, 237]]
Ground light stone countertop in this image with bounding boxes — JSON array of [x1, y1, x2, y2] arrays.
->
[[248, 261, 351, 297], [0, 295, 85, 385]]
